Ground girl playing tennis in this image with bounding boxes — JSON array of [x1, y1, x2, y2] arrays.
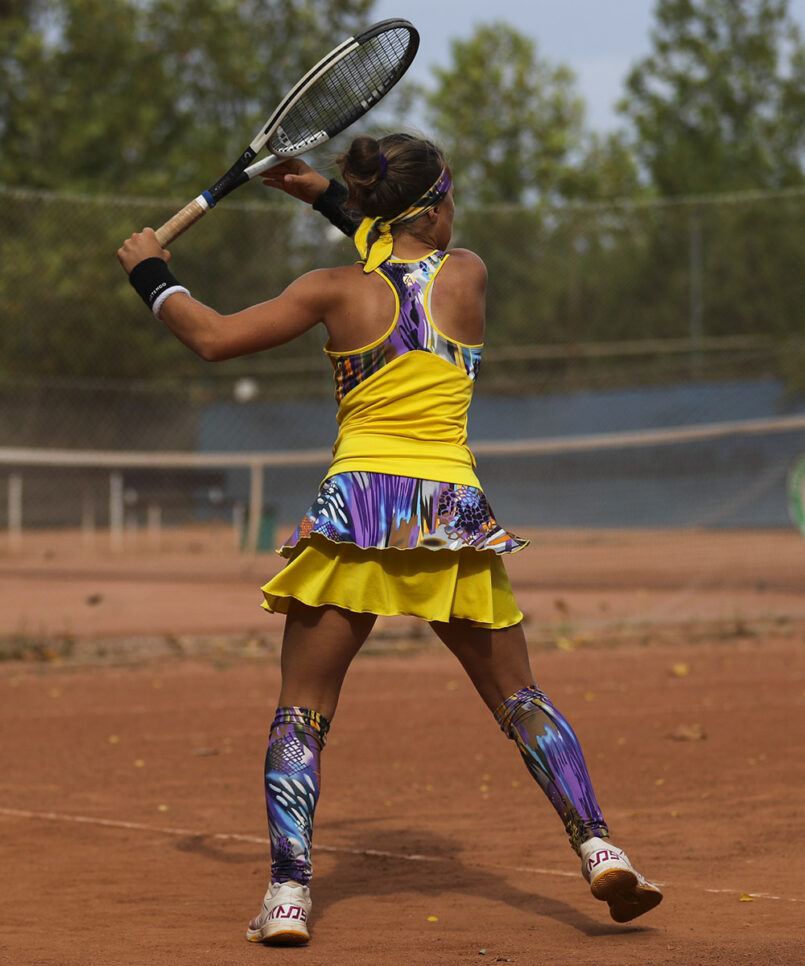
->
[[117, 132, 662, 945]]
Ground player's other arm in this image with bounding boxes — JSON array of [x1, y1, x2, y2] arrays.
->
[[117, 228, 335, 361]]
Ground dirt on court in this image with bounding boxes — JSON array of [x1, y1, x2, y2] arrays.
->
[[0, 526, 803, 965]]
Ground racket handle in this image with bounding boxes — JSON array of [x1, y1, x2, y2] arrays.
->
[[154, 196, 210, 247]]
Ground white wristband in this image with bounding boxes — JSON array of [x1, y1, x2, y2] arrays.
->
[[152, 285, 190, 319]]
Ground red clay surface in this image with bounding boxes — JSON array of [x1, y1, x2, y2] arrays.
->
[[1, 526, 804, 965]]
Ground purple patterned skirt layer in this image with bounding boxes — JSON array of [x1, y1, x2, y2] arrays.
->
[[280, 472, 528, 556]]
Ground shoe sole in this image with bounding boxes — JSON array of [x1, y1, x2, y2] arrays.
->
[[590, 868, 663, 923], [246, 925, 310, 945]]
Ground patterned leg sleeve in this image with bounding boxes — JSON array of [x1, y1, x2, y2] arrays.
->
[[494, 684, 609, 854], [265, 706, 330, 885]]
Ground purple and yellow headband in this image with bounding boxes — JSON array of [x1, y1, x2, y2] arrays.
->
[[354, 167, 452, 273]]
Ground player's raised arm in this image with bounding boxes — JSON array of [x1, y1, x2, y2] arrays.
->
[[259, 158, 330, 203], [117, 228, 336, 361]]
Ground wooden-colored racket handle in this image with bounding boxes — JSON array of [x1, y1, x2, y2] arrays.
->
[[155, 198, 208, 247]]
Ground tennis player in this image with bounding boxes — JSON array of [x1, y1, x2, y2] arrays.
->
[[117, 133, 662, 945]]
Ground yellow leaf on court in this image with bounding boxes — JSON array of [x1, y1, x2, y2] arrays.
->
[[427, 916, 438, 922], [669, 723, 707, 741], [739, 893, 755, 902], [133, 759, 145, 768], [157, 804, 169, 812], [556, 637, 577, 652], [108, 735, 120, 744], [671, 663, 690, 677]]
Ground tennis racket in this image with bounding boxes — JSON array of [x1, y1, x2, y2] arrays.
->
[[154, 18, 418, 247]]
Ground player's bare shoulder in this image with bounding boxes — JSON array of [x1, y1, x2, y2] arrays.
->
[[429, 248, 487, 344], [293, 263, 362, 303], [442, 247, 488, 293]]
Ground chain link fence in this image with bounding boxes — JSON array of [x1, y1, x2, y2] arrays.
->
[[2, 184, 804, 537]]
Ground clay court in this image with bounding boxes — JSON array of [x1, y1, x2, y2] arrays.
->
[[1, 526, 803, 966]]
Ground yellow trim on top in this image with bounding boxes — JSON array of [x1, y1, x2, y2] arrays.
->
[[324, 250, 484, 357], [423, 252, 484, 350]]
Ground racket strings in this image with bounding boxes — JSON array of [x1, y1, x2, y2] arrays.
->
[[270, 28, 415, 152]]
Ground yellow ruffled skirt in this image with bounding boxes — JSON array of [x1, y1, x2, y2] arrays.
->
[[261, 534, 523, 630]]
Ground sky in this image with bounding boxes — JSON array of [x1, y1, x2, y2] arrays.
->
[[373, 0, 805, 134]]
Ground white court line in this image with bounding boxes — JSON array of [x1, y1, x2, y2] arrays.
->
[[0, 805, 443, 865], [1, 806, 801, 903]]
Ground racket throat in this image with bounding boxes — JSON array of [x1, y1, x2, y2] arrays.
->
[[272, 126, 329, 155], [207, 154, 254, 205]]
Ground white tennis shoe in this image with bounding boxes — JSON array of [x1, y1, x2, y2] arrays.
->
[[580, 837, 663, 923], [246, 880, 311, 945]]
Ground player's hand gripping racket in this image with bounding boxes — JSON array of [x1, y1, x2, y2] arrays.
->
[[154, 18, 418, 247]]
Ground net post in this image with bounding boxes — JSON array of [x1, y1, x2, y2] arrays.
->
[[81, 490, 96, 552], [245, 462, 264, 554], [109, 471, 124, 553], [147, 504, 162, 551], [8, 472, 22, 552], [232, 502, 245, 550]]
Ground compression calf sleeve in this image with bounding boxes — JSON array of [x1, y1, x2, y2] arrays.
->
[[494, 684, 609, 854], [264, 706, 330, 885]]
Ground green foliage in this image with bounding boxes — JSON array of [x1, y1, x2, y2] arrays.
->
[[559, 132, 643, 202], [0, 0, 374, 194], [421, 22, 641, 206], [620, 0, 805, 194], [422, 23, 586, 203]]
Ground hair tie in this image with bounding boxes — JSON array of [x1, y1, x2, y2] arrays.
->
[[378, 153, 388, 180]]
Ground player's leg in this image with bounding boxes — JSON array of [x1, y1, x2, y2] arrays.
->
[[277, 598, 376, 721], [430, 618, 662, 922], [430, 618, 608, 848], [248, 601, 376, 945]]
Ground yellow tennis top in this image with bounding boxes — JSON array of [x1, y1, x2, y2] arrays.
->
[[323, 251, 483, 487]]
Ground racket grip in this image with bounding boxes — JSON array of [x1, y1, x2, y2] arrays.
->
[[154, 197, 209, 247]]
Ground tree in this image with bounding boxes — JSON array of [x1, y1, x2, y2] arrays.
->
[[558, 131, 642, 202], [620, 0, 805, 195], [422, 23, 587, 204], [0, 0, 374, 194]]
